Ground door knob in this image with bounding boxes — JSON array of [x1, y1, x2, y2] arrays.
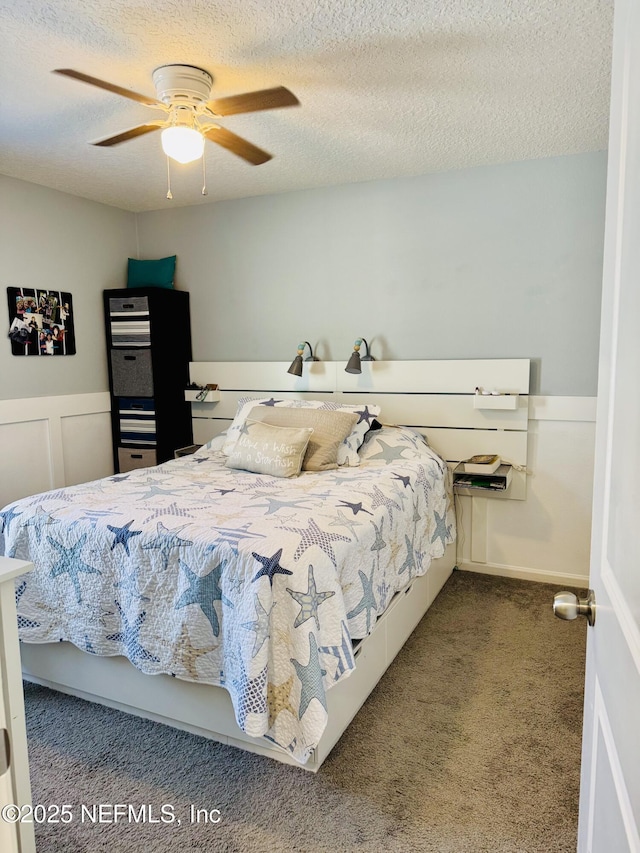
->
[[553, 589, 596, 626]]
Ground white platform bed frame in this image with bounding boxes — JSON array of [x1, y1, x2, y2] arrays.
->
[[21, 358, 530, 771]]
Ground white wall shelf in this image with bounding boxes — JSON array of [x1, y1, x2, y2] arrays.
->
[[185, 388, 220, 403], [452, 463, 513, 496]]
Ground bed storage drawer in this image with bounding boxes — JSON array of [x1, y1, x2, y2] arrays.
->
[[108, 296, 151, 348], [118, 397, 156, 446], [117, 447, 157, 472], [110, 349, 154, 397], [382, 572, 430, 659]]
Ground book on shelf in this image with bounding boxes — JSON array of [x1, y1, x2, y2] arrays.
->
[[454, 475, 507, 490], [463, 454, 501, 475]]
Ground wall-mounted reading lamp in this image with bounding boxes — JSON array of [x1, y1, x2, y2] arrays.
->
[[287, 341, 319, 376], [345, 338, 375, 374]]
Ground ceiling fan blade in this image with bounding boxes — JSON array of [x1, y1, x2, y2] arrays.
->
[[204, 126, 272, 165], [93, 124, 162, 147], [54, 69, 161, 107], [207, 86, 299, 116]]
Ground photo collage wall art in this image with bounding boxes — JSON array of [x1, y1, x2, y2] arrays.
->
[[7, 287, 76, 356]]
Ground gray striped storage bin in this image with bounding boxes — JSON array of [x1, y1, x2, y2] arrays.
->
[[109, 295, 151, 347]]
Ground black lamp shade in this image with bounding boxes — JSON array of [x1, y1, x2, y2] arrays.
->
[[287, 341, 318, 375], [345, 337, 374, 373], [287, 354, 303, 376], [345, 351, 362, 374]]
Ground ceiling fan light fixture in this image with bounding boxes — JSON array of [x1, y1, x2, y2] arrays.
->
[[54, 65, 299, 184], [161, 126, 205, 164]]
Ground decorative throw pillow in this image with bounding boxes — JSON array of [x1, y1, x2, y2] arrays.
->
[[225, 420, 313, 478], [127, 256, 176, 288], [222, 397, 381, 466], [246, 406, 359, 471]]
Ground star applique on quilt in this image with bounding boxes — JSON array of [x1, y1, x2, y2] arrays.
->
[[286, 565, 335, 631]]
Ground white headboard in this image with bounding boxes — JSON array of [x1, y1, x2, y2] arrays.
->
[[188, 359, 530, 499]]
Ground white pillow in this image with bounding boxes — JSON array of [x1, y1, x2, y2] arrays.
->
[[192, 433, 227, 456], [359, 426, 430, 461], [222, 397, 380, 466]]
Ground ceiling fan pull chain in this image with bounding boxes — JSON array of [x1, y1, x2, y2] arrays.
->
[[202, 154, 208, 196], [166, 156, 173, 200]]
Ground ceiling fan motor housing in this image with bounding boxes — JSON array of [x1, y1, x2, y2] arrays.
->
[[152, 64, 213, 107]]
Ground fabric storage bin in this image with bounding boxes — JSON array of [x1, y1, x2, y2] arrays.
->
[[117, 447, 157, 473], [109, 295, 150, 347], [109, 296, 150, 314], [110, 349, 154, 397], [118, 397, 157, 446]]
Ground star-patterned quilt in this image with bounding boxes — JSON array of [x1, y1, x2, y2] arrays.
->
[[1, 426, 455, 764]]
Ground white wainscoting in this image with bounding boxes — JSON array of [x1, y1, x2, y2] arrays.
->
[[0, 390, 595, 586], [456, 395, 596, 586], [0, 393, 113, 508]]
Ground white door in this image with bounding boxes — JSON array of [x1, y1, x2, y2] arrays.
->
[[575, 0, 640, 848]]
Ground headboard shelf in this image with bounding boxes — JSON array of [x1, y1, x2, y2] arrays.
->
[[337, 358, 530, 395]]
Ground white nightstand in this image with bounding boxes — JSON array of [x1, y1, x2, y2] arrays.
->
[[0, 557, 36, 853]]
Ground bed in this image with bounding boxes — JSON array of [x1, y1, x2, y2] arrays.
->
[[1, 409, 454, 767], [1, 358, 530, 770]]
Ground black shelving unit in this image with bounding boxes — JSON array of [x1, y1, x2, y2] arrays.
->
[[103, 287, 193, 473]]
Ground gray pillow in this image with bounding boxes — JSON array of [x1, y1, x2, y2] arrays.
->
[[247, 406, 359, 471], [225, 420, 313, 478]]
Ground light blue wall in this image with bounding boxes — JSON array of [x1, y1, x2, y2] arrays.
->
[[137, 151, 607, 396], [0, 175, 136, 400], [1, 152, 607, 401]]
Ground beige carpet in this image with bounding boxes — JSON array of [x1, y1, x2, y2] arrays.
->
[[24, 570, 587, 852]]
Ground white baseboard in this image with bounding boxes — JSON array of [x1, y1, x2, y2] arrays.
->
[[457, 560, 588, 588]]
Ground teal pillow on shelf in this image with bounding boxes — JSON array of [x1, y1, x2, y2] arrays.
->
[[127, 256, 176, 288]]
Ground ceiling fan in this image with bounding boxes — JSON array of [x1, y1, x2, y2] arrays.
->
[[53, 65, 299, 166]]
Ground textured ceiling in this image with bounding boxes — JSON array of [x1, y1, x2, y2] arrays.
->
[[0, 0, 614, 212]]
